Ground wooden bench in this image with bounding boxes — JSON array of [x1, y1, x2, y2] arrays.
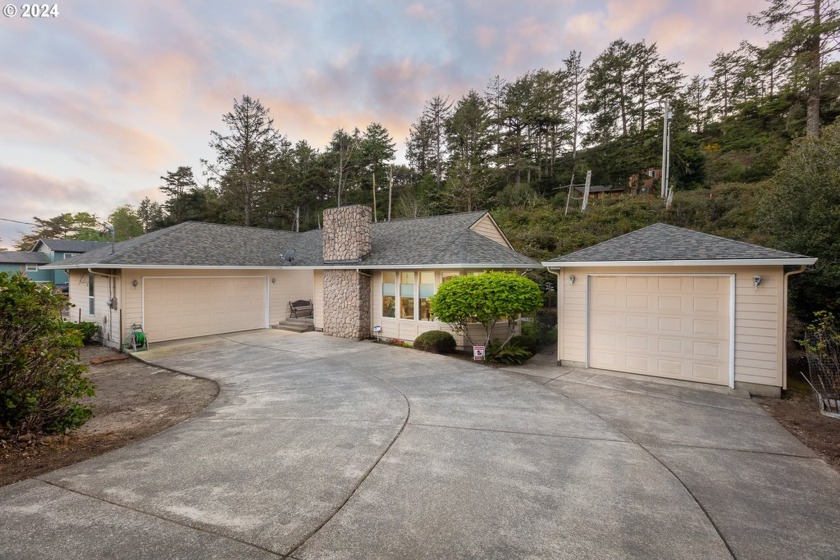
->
[[289, 299, 313, 318]]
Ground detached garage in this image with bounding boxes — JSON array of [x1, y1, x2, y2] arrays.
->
[[543, 224, 816, 396]]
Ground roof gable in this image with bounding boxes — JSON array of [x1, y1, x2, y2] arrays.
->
[[544, 223, 815, 267]]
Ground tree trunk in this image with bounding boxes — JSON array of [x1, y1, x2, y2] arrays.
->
[[806, 0, 822, 137]]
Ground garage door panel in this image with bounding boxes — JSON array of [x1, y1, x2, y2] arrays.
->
[[657, 296, 683, 312], [589, 275, 730, 386], [144, 277, 266, 342]]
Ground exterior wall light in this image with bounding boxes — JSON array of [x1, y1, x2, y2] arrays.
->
[[271, 277, 276, 284], [131, 279, 139, 288], [568, 275, 576, 285], [753, 275, 762, 289]]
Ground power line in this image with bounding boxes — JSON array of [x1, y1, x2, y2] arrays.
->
[[0, 218, 36, 226]]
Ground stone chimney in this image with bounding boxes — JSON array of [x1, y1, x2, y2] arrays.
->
[[321, 205, 372, 339], [322, 205, 372, 263]]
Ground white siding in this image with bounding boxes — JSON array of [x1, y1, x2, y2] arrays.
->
[[555, 265, 786, 388], [469, 214, 510, 247]]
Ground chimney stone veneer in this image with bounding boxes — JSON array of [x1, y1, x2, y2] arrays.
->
[[322, 205, 372, 339]]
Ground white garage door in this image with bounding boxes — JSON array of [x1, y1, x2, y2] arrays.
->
[[143, 276, 267, 342], [588, 275, 731, 386]]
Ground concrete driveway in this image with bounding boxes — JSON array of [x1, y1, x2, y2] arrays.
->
[[1, 330, 839, 559]]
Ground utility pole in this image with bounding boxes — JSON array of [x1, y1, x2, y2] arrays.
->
[[581, 170, 592, 212], [660, 99, 671, 199], [387, 166, 394, 221]]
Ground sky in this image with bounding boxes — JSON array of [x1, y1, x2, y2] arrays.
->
[[0, 0, 771, 249]]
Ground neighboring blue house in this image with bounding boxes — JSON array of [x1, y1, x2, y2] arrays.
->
[[0, 251, 51, 283], [0, 239, 109, 289]]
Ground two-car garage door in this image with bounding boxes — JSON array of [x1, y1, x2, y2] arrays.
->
[[588, 275, 732, 386], [143, 276, 267, 342]]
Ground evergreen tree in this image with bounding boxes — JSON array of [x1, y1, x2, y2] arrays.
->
[[208, 95, 282, 226], [750, 0, 840, 136]]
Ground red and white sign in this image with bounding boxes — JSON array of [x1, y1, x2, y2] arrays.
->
[[473, 345, 486, 361]]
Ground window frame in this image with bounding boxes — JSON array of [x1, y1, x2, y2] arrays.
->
[[88, 272, 95, 315], [25, 263, 39, 272]]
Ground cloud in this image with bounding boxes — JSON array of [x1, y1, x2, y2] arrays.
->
[[0, 166, 108, 248]]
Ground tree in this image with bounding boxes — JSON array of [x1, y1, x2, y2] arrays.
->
[[159, 166, 198, 224], [445, 90, 493, 211], [361, 123, 396, 220], [750, 0, 840, 136], [137, 197, 164, 233], [763, 118, 840, 314], [208, 95, 282, 226], [107, 205, 144, 241], [422, 95, 453, 189], [428, 272, 543, 348], [684, 75, 710, 133], [563, 50, 586, 161], [15, 213, 104, 250], [0, 273, 94, 435], [327, 128, 361, 207]]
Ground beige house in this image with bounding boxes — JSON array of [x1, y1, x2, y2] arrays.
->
[[47, 206, 539, 350], [543, 224, 816, 397]]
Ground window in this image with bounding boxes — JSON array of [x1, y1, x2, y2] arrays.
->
[[418, 272, 434, 321], [25, 264, 39, 272], [382, 272, 396, 318], [88, 272, 95, 315], [63, 253, 76, 259], [441, 271, 460, 283], [399, 272, 415, 319]]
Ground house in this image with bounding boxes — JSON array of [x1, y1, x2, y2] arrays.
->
[[542, 223, 816, 397], [0, 251, 51, 283], [0, 239, 109, 288], [30, 239, 110, 289], [45, 206, 540, 349], [628, 168, 661, 195]]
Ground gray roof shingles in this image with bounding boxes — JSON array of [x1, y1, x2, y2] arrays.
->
[[546, 223, 812, 264], [50, 212, 539, 270], [38, 239, 111, 253], [0, 251, 50, 265]]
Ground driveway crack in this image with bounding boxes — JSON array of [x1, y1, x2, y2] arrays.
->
[[34, 478, 284, 557], [554, 394, 737, 559], [281, 369, 412, 560]]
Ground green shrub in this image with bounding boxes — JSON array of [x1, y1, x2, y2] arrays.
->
[[0, 272, 95, 436], [509, 334, 538, 355], [77, 321, 100, 344], [487, 339, 534, 365], [413, 330, 457, 354], [59, 321, 100, 345]]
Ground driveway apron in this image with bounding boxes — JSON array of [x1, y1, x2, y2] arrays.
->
[[1, 330, 838, 559]]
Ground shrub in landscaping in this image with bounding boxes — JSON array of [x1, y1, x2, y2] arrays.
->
[[413, 330, 457, 354], [0, 272, 94, 436], [77, 321, 100, 344], [509, 334, 538, 355], [486, 339, 534, 365]]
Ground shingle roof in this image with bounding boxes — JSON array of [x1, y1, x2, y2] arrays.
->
[[48, 212, 539, 270], [36, 239, 110, 252], [544, 223, 815, 266], [0, 251, 50, 265]]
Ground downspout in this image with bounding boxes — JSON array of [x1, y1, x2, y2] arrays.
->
[[548, 268, 562, 366], [782, 266, 807, 391]]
